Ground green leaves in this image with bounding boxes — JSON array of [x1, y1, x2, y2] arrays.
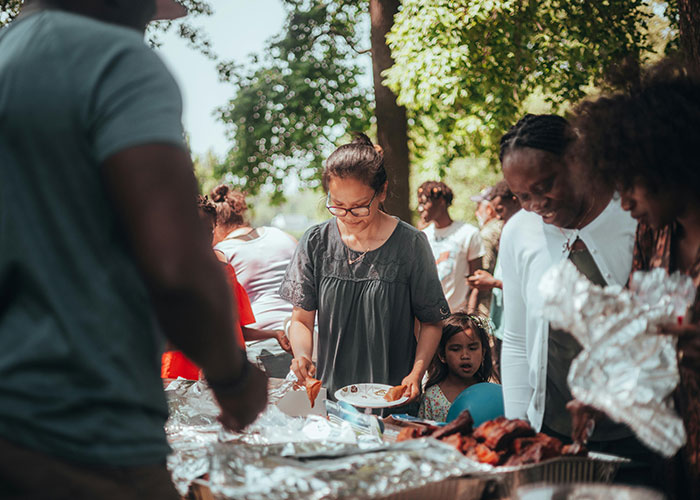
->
[[385, 0, 663, 166], [215, 0, 373, 202]]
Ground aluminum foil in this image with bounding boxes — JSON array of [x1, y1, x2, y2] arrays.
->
[[540, 261, 695, 456], [208, 438, 492, 500], [165, 376, 379, 495]]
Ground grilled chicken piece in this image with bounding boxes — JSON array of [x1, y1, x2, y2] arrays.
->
[[430, 410, 474, 440], [473, 416, 535, 450]]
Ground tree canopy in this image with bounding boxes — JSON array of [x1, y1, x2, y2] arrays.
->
[[215, 0, 373, 202], [384, 0, 673, 166]]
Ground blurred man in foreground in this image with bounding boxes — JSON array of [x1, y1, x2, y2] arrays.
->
[[0, 1, 267, 498]]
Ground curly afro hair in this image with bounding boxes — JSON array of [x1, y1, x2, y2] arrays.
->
[[572, 58, 700, 195], [417, 181, 454, 206]]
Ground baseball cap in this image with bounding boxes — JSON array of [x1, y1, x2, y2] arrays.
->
[[470, 186, 493, 203], [154, 0, 188, 20]]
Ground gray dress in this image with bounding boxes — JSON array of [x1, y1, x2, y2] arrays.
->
[[279, 218, 450, 397]]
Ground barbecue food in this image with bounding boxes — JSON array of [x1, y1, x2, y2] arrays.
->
[[431, 410, 474, 440], [473, 416, 535, 450], [396, 426, 434, 442], [305, 377, 322, 408], [503, 433, 563, 466], [384, 385, 407, 402], [392, 410, 582, 467], [465, 443, 501, 466]]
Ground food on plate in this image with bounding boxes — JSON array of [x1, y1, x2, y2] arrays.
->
[[383, 384, 406, 402], [395, 410, 581, 467], [350, 385, 358, 393], [305, 377, 322, 408]]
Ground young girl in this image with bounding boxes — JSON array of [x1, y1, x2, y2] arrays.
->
[[418, 312, 495, 422]]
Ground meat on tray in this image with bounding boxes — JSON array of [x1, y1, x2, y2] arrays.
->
[[472, 416, 535, 450], [394, 410, 583, 467], [430, 409, 474, 440]]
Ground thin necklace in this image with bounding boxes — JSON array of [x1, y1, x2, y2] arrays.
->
[[347, 246, 369, 265], [558, 197, 596, 253]]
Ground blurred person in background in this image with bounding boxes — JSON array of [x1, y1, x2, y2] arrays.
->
[[468, 180, 521, 372], [0, 1, 266, 498], [417, 181, 485, 314], [471, 186, 502, 317], [211, 185, 295, 377]]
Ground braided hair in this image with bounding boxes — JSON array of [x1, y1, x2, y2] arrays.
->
[[499, 114, 574, 162], [572, 59, 700, 195]]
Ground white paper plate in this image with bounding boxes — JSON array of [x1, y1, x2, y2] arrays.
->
[[334, 383, 409, 409]]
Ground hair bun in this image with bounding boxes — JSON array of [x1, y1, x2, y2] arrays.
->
[[211, 184, 229, 203]]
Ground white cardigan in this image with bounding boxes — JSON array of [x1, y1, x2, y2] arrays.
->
[[499, 198, 637, 431]]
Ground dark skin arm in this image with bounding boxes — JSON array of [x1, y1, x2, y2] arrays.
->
[[466, 257, 483, 313], [242, 326, 292, 353], [102, 144, 267, 430]]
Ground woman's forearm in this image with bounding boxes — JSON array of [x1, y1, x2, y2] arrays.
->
[[411, 321, 442, 378], [289, 308, 315, 359]]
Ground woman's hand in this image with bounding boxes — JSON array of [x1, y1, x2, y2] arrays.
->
[[290, 355, 316, 384], [400, 371, 423, 403], [660, 322, 700, 368], [275, 330, 292, 353], [467, 270, 501, 291], [566, 399, 605, 444]]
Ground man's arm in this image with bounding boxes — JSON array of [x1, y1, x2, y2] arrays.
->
[[102, 144, 266, 429], [466, 256, 483, 313]]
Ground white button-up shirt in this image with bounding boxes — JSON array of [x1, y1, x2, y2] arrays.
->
[[499, 197, 637, 431]]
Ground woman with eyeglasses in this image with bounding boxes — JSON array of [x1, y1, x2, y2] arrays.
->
[[279, 134, 449, 406]]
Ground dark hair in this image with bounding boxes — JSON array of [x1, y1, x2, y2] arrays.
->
[[210, 184, 248, 227], [321, 133, 387, 193], [487, 180, 515, 202], [572, 58, 700, 195], [425, 312, 495, 390], [417, 181, 454, 207], [196, 194, 217, 220], [499, 113, 574, 162]]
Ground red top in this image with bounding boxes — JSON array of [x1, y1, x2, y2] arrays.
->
[[161, 263, 255, 380]]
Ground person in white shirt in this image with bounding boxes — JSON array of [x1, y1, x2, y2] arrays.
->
[[418, 181, 485, 313], [210, 185, 296, 377], [498, 115, 660, 476]]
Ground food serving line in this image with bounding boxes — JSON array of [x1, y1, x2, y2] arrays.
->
[[166, 262, 692, 500]]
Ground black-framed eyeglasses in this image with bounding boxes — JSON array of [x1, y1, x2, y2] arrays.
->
[[326, 191, 378, 217]]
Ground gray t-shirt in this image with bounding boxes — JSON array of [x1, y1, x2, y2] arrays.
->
[[279, 218, 450, 396], [0, 11, 185, 465]]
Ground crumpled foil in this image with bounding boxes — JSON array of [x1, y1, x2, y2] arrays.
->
[[540, 261, 695, 456], [165, 376, 386, 496], [208, 438, 492, 500]]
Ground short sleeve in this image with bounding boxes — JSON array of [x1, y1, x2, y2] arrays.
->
[[278, 227, 318, 311], [410, 232, 450, 323], [466, 229, 486, 261], [89, 45, 186, 163]]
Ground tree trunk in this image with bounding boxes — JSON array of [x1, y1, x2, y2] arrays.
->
[[369, 0, 411, 223], [679, 0, 700, 71]]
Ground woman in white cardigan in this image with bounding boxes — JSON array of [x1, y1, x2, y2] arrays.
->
[[498, 115, 662, 483]]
